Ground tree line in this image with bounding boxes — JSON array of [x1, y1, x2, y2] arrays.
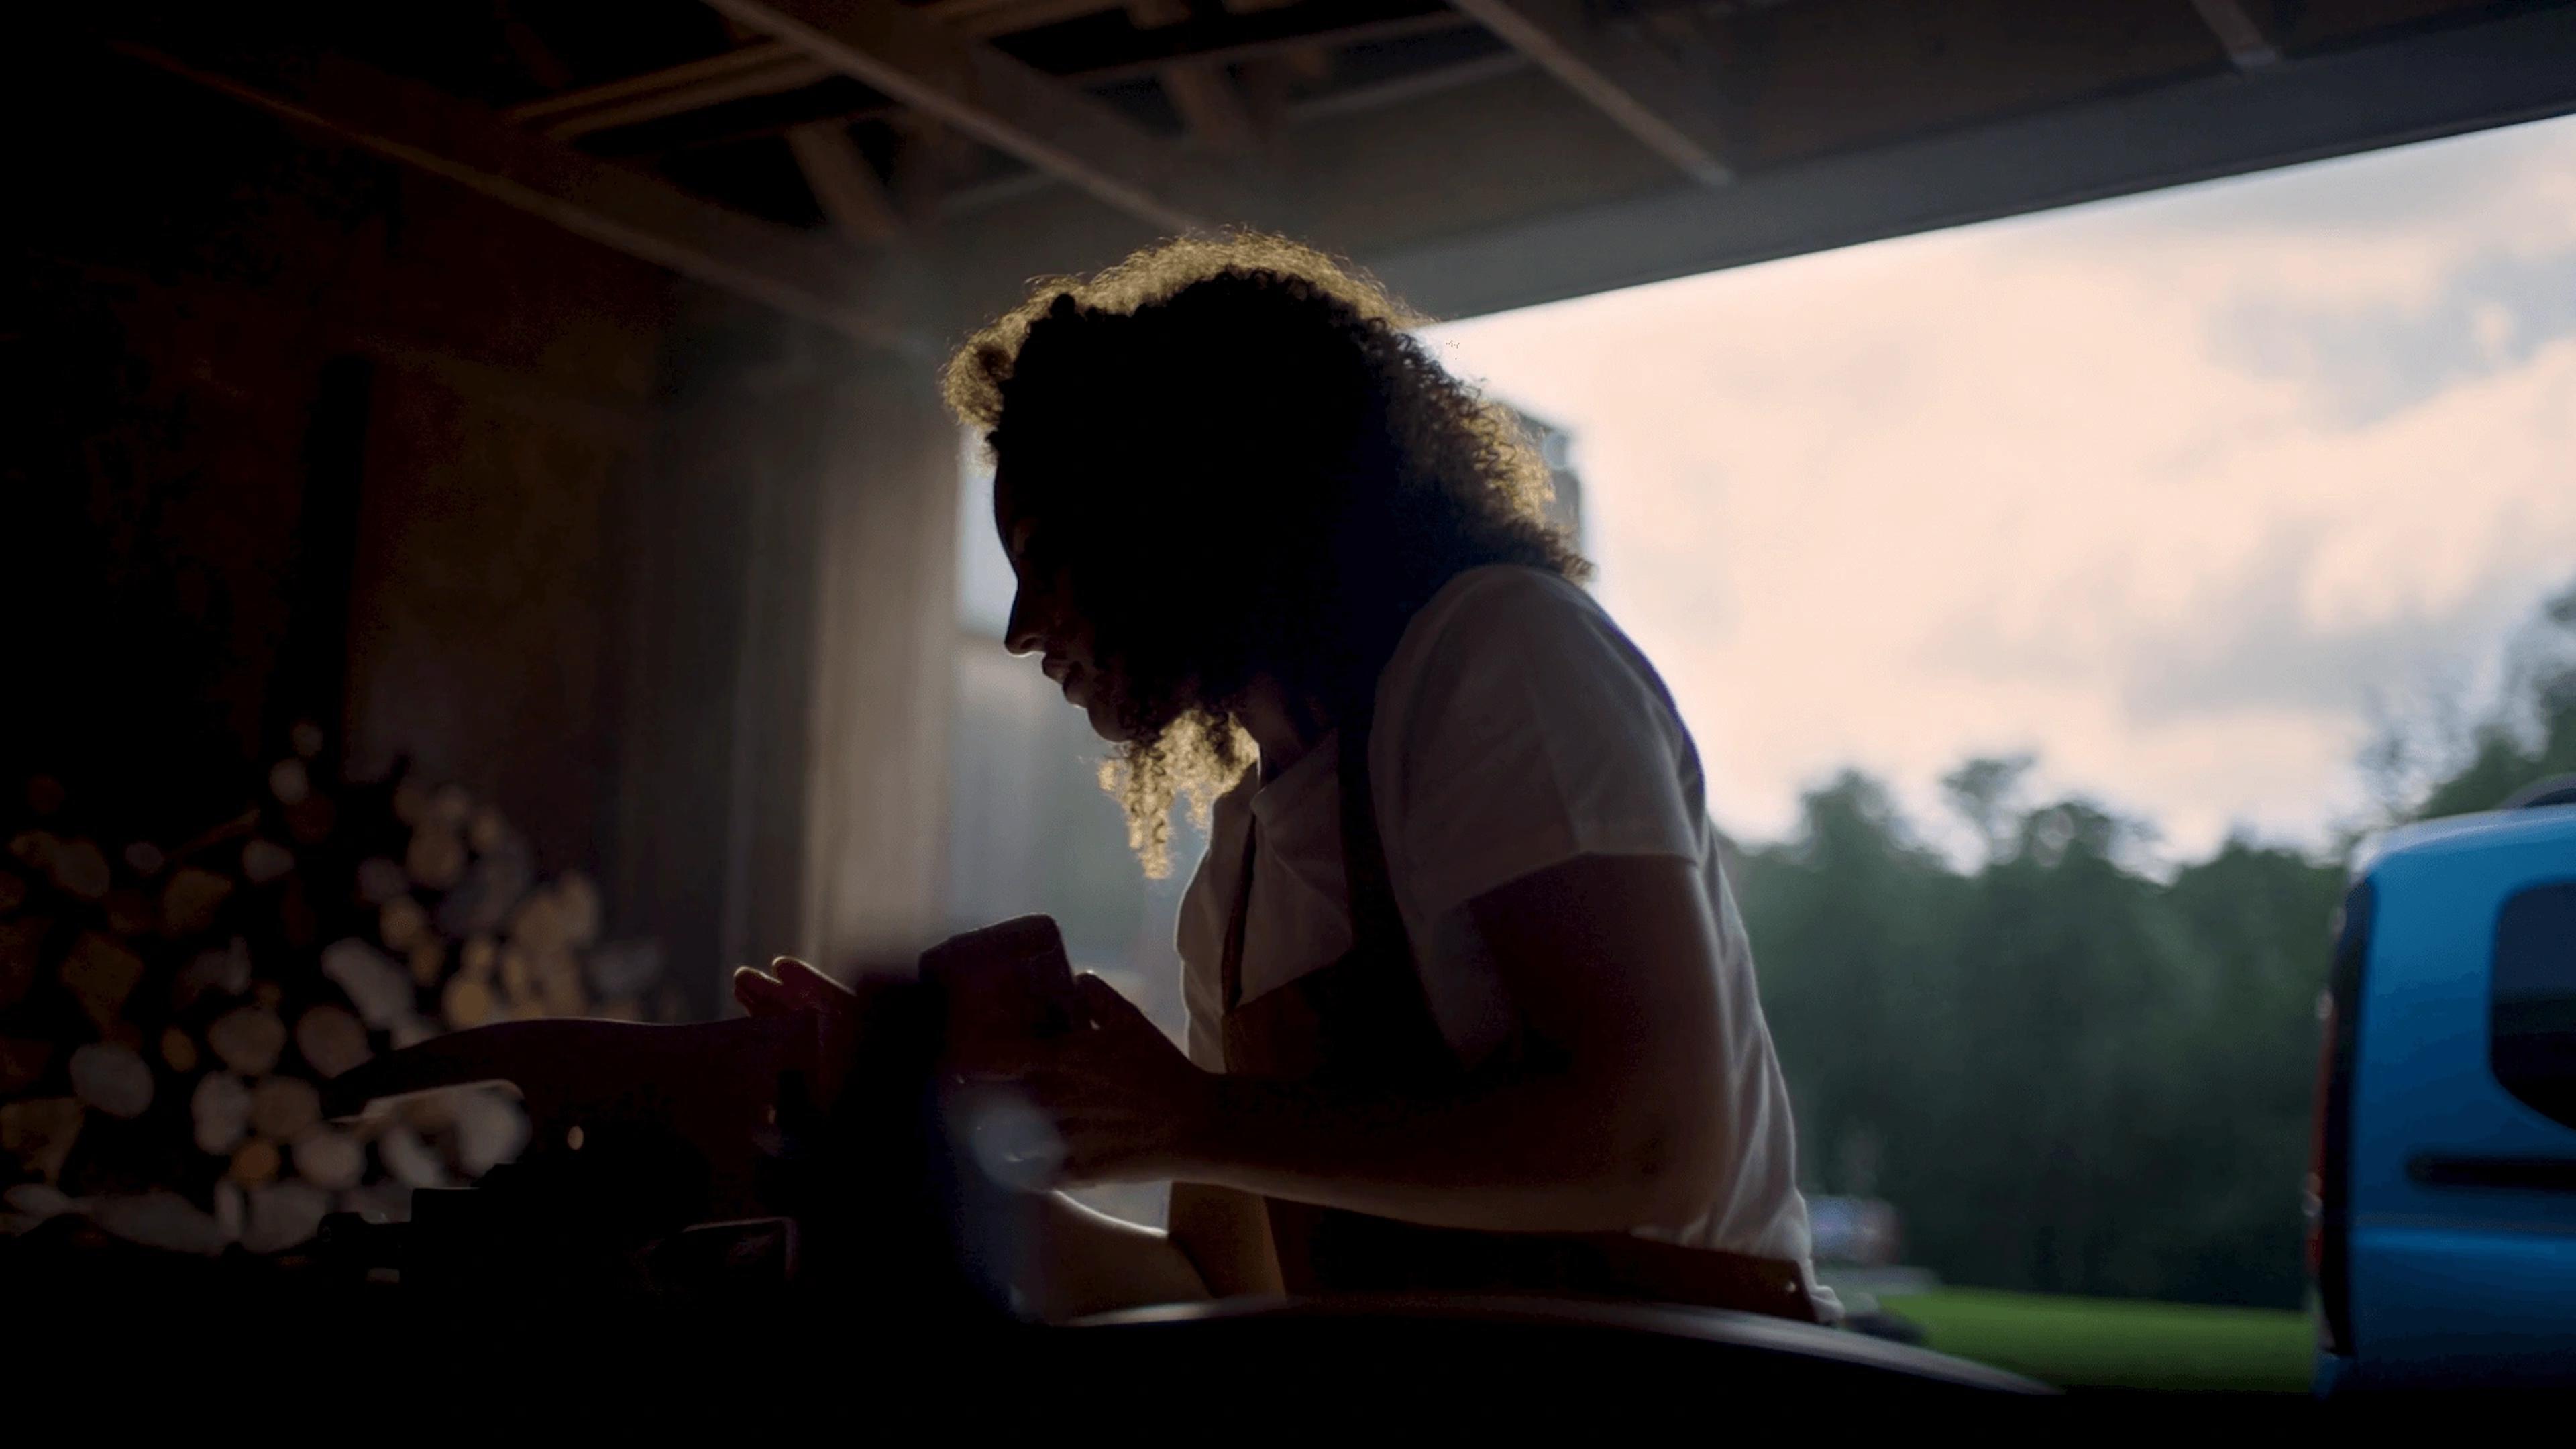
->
[[1744, 584, 2576, 1308]]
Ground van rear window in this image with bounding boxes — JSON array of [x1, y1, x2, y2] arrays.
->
[[2493, 881, 2576, 1132]]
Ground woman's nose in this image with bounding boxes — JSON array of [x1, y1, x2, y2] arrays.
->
[[1004, 590, 1045, 657]]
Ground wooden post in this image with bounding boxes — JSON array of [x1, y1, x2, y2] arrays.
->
[[797, 351, 960, 972], [598, 302, 953, 1007]]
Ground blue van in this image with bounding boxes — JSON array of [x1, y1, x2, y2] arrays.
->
[[2310, 778, 2576, 1393]]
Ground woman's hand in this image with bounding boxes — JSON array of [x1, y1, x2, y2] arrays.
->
[[1009, 975, 1222, 1185], [735, 927, 1222, 1187], [731, 955, 865, 1109]]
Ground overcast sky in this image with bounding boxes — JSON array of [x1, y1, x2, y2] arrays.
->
[[1426, 114, 2576, 862]]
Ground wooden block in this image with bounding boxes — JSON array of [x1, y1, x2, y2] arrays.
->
[[401, 1089, 457, 1134], [291, 1126, 364, 1191], [406, 824, 466, 891], [241, 1181, 328, 1254], [294, 1005, 370, 1079], [461, 936, 497, 979], [48, 840, 109, 901], [250, 1077, 322, 1139], [467, 804, 510, 855], [408, 938, 447, 987], [119, 843, 165, 878], [207, 1006, 288, 1075], [191, 1073, 253, 1155], [451, 1088, 528, 1176], [268, 759, 311, 806], [322, 938, 413, 1028], [1, 1098, 84, 1183], [441, 973, 495, 1030], [7, 830, 58, 873], [380, 897, 428, 953], [0, 917, 44, 1010], [290, 720, 325, 759], [161, 867, 234, 936], [378, 1123, 449, 1189], [160, 1027, 199, 1073], [436, 842, 530, 938], [0, 1037, 50, 1093], [241, 840, 294, 885], [430, 784, 472, 829], [538, 961, 586, 1018], [499, 945, 535, 1006], [557, 872, 602, 948], [228, 1137, 282, 1186], [6, 1182, 73, 1219], [356, 857, 410, 906], [60, 932, 144, 1032], [175, 938, 252, 1007], [509, 889, 570, 957], [68, 1043, 154, 1118], [90, 1191, 229, 1256]]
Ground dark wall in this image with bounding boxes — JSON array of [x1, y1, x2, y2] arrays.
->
[[1, 46, 833, 1011]]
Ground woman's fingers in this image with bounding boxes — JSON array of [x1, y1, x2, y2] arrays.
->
[[732, 966, 790, 1015], [772, 956, 851, 1008], [1072, 972, 1148, 1032]]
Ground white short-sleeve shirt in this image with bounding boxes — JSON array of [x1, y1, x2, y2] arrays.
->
[[1175, 564, 1821, 1271]]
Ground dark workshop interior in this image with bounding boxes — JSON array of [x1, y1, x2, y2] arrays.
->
[[4, 0, 2573, 1411]]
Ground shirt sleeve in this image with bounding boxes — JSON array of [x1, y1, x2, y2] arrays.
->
[[1175, 781, 1253, 1072], [1374, 570, 1703, 922]]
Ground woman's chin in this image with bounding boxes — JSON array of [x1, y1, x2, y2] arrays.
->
[[1075, 696, 1139, 745]]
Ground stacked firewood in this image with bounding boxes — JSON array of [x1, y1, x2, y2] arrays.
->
[[0, 726, 674, 1257]]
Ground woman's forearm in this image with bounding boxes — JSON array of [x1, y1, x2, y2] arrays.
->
[[1018, 1191, 1212, 1322], [1178, 1066, 1717, 1234]]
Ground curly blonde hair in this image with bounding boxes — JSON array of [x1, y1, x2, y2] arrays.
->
[[944, 234, 1587, 875]]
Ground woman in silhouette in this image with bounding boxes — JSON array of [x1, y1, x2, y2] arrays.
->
[[737, 235, 1830, 1325]]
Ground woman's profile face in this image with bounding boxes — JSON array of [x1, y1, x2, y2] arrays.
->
[[995, 480, 1132, 743]]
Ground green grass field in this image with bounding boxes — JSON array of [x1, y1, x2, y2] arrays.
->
[[1877, 1289, 2314, 1392]]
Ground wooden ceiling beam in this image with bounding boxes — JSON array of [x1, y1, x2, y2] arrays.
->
[[1162, 58, 1263, 151], [529, 54, 838, 139], [1443, 0, 1733, 186], [496, 7, 1477, 156], [704, 0, 1214, 232], [785, 120, 907, 241], [506, 44, 797, 125], [1078, 10, 1474, 85], [108, 39, 919, 352]]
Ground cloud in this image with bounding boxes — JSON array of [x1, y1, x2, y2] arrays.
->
[[1429, 114, 2576, 856]]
